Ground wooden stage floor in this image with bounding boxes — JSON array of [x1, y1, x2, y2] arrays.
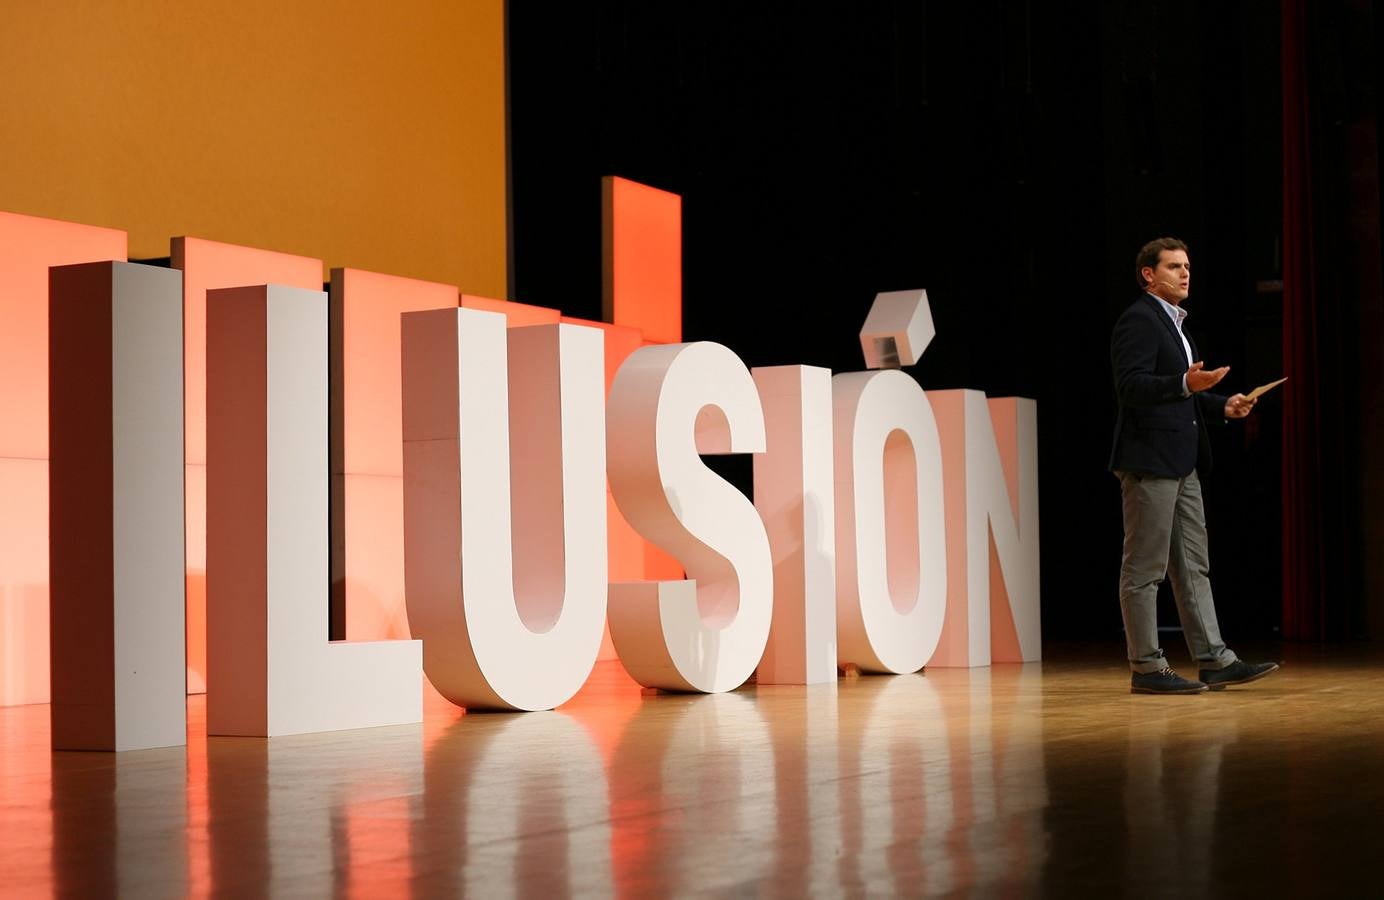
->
[[2, 642, 1382, 897]]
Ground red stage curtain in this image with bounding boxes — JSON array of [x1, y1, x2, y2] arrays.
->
[[1280, 0, 1326, 640], [1278, 0, 1369, 640]]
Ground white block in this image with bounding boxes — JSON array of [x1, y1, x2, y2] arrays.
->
[[607, 342, 773, 693], [206, 285, 422, 736], [858, 288, 935, 369], [401, 309, 608, 711], [752, 365, 837, 685], [833, 369, 947, 673], [48, 261, 186, 751]]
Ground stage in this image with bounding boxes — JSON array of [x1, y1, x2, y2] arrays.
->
[[2, 642, 1380, 896]]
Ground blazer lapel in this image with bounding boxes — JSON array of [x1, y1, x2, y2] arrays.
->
[[1140, 293, 1182, 343], [1140, 293, 1192, 362]]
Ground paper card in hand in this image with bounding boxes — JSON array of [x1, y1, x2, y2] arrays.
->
[[1245, 377, 1287, 401]]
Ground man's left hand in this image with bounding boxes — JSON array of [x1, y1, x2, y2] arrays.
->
[[1225, 393, 1257, 419]]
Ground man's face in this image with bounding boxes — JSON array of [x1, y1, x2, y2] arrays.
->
[[1142, 249, 1191, 305]]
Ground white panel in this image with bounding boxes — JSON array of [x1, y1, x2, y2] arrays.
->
[[400, 309, 608, 711], [110, 263, 188, 750], [833, 369, 947, 674], [606, 342, 772, 693], [752, 364, 837, 685]]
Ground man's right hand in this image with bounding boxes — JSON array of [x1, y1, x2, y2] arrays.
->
[[1186, 360, 1229, 393]]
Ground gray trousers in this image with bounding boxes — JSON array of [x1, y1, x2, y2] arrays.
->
[[1116, 470, 1238, 674]]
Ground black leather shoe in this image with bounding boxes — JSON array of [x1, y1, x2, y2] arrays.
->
[[1198, 660, 1280, 690], [1131, 667, 1208, 694]]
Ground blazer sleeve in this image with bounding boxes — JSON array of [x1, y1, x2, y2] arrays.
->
[[1111, 309, 1187, 407], [1197, 390, 1230, 425]]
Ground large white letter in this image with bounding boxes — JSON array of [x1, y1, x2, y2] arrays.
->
[[401, 308, 608, 711], [833, 370, 947, 674], [929, 390, 1041, 665], [206, 284, 422, 736], [48, 261, 186, 751], [606, 342, 771, 693]]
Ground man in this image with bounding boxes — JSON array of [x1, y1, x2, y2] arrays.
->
[[1109, 237, 1280, 694]]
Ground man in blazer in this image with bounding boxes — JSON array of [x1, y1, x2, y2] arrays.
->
[[1110, 237, 1280, 694]]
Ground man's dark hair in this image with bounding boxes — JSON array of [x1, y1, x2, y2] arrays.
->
[[1134, 237, 1188, 288]]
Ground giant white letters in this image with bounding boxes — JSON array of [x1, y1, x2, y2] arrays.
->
[[606, 342, 773, 693], [2, 198, 1051, 740], [400, 309, 609, 710]]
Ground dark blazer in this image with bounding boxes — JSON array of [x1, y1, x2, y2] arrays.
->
[[1108, 293, 1227, 478]]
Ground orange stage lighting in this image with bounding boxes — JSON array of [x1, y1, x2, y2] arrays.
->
[[0, 211, 125, 708], [602, 176, 681, 345], [331, 269, 458, 643]]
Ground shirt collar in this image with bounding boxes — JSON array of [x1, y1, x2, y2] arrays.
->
[[1147, 292, 1187, 328]]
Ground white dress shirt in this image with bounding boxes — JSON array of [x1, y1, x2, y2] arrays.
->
[[1148, 292, 1193, 396]]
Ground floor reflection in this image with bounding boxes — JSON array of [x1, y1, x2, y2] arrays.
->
[[419, 710, 612, 897], [1121, 710, 1235, 887], [50, 746, 189, 898], [609, 691, 776, 895], [5, 645, 1384, 895], [205, 723, 422, 897]]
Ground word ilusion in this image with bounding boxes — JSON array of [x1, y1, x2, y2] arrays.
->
[[27, 183, 1038, 752]]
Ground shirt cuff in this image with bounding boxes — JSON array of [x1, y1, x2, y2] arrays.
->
[[1181, 374, 1190, 397]]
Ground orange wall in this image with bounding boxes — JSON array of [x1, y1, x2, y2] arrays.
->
[[0, 0, 507, 298], [0, 1, 505, 706]]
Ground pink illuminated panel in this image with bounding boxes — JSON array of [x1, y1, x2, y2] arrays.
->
[[602, 176, 681, 344], [331, 268, 458, 642], [0, 212, 128, 459], [172, 237, 323, 467], [335, 270, 457, 478], [0, 211, 126, 708], [461, 293, 560, 326]]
